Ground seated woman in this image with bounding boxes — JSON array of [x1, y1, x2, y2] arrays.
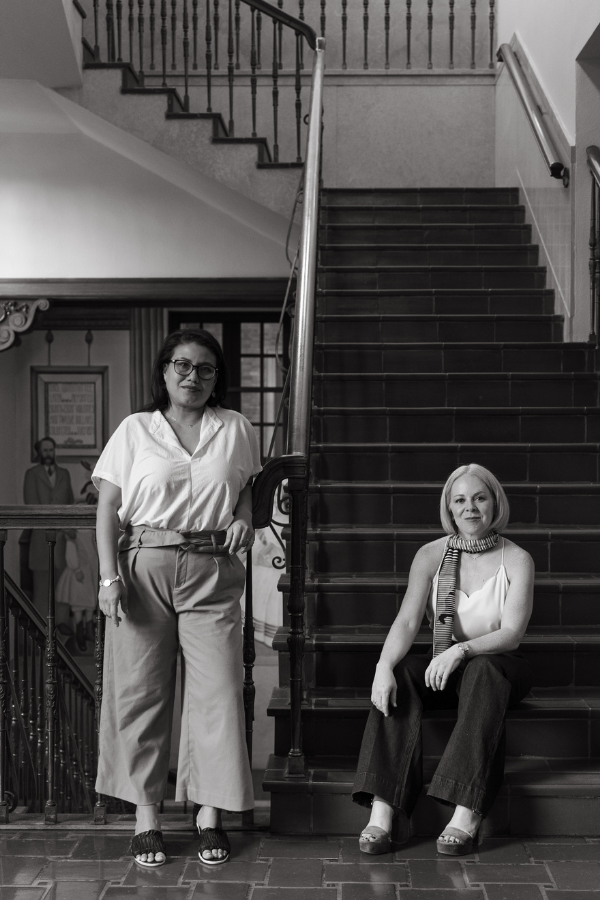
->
[[352, 464, 534, 856]]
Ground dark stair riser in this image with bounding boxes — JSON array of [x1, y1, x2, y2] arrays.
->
[[277, 642, 600, 691], [317, 291, 556, 317], [311, 445, 600, 483], [299, 586, 600, 630], [315, 409, 600, 445], [319, 267, 548, 291], [314, 375, 599, 409], [270, 705, 600, 760], [315, 344, 597, 374], [320, 224, 533, 245], [307, 531, 600, 575], [316, 316, 562, 344], [323, 188, 520, 206], [321, 246, 539, 267], [321, 206, 527, 225], [309, 486, 600, 528]]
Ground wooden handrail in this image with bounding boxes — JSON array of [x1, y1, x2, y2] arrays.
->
[[497, 43, 569, 187], [0, 505, 97, 529], [240, 0, 317, 50]]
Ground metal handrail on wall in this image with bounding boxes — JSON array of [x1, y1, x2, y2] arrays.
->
[[497, 43, 569, 188], [586, 146, 600, 346]]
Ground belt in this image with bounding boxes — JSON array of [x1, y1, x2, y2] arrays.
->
[[119, 525, 228, 554]]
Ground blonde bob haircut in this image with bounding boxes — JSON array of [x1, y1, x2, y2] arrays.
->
[[440, 463, 510, 535]]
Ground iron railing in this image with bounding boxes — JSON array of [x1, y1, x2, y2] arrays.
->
[[587, 146, 600, 346], [497, 43, 569, 187]]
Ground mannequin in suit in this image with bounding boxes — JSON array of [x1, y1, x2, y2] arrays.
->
[[23, 436, 74, 615]]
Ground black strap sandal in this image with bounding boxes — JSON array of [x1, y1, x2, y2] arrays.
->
[[197, 826, 231, 866], [131, 829, 167, 868]]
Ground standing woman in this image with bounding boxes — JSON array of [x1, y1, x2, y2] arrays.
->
[[353, 464, 534, 855], [92, 330, 261, 868]]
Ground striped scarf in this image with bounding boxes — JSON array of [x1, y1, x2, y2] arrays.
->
[[433, 531, 499, 657]]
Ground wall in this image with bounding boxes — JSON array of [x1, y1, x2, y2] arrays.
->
[[497, 0, 600, 144], [0, 329, 130, 573], [0, 0, 83, 88]]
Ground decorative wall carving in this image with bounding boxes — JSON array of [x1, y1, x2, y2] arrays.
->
[[0, 300, 49, 351]]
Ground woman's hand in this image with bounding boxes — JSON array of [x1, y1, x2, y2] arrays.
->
[[425, 645, 463, 691], [371, 661, 397, 717], [223, 516, 255, 555], [98, 580, 128, 627]]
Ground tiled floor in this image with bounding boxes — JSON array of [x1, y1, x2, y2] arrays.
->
[[1, 830, 600, 898]]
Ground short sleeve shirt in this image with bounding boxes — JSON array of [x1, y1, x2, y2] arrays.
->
[[92, 407, 262, 532]]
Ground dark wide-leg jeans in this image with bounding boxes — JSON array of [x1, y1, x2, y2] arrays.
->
[[352, 650, 532, 817]]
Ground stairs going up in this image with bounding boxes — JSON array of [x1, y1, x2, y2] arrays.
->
[[265, 187, 600, 838]]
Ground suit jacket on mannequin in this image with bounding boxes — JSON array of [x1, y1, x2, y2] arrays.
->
[[23, 464, 74, 571]]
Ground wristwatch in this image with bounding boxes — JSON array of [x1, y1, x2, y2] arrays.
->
[[99, 575, 121, 588], [457, 642, 471, 660]]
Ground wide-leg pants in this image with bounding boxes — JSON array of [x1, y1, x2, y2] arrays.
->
[[95, 543, 254, 811], [352, 650, 532, 817]]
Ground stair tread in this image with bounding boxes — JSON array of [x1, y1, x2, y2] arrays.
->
[[321, 264, 546, 271], [272, 629, 600, 647], [311, 481, 600, 492], [307, 524, 600, 534], [313, 441, 600, 448], [314, 371, 594, 380], [317, 313, 561, 320], [321, 243, 536, 250], [283, 572, 600, 591], [315, 405, 600, 414]]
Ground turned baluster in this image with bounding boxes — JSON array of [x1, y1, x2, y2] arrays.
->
[[0, 531, 8, 823], [341, 0, 347, 70], [171, 0, 177, 69], [294, 33, 302, 162], [192, 0, 199, 68], [488, 0, 495, 68], [150, 0, 156, 69], [106, 0, 116, 61], [257, 11, 262, 69], [320, 0, 326, 38], [271, 17, 280, 161], [427, 0, 433, 69], [250, 8, 258, 136], [10, 608, 19, 797], [406, 0, 412, 69], [160, 0, 168, 85], [470, 0, 477, 69], [227, 0, 235, 134], [363, 0, 369, 69], [205, 0, 213, 110], [44, 531, 58, 825], [235, 0, 240, 68], [138, 0, 145, 82], [36, 635, 44, 813], [116, 0, 123, 60], [94, 601, 106, 824], [128, 0, 135, 63], [183, 0, 190, 110], [93, 0, 100, 59], [298, 0, 304, 68], [277, 0, 283, 70], [214, 0, 220, 68], [449, 0, 455, 69], [384, 0, 390, 70]]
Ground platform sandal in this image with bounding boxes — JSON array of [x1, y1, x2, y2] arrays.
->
[[197, 826, 231, 866], [436, 822, 482, 857], [359, 825, 392, 855], [131, 829, 167, 868]]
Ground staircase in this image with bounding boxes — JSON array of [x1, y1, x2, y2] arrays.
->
[[265, 187, 600, 838]]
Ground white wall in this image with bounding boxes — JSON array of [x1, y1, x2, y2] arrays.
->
[[498, 0, 600, 144], [0, 0, 83, 88]]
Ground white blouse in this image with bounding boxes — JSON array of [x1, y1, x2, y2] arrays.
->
[[426, 538, 509, 642], [92, 407, 262, 532]]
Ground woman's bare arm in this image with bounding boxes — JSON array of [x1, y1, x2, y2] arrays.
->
[[96, 478, 127, 625]]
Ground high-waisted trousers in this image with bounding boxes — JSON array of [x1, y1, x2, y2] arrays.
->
[[352, 650, 532, 817], [95, 531, 254, 811]]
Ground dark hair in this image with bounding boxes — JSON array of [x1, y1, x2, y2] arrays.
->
[[34, 436, 56, 459], [142, 329, 228, 412]]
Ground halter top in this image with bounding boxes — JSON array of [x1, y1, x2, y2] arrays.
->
[[426, 537, 509, 642]]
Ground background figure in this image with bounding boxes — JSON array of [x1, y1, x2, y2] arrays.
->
[[56, 479, 99, 652], [23, 436, 74, 616]]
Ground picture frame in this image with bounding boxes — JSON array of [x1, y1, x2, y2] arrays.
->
[[31, 366, 108, 461]]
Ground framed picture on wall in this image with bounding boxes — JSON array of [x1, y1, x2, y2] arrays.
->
[[31, 366, 108, 461]]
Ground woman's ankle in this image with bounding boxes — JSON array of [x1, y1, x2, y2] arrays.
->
[[369, 797, 394, 830]]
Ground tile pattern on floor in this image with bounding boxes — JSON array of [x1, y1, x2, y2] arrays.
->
[[0, 831, 599, 897]]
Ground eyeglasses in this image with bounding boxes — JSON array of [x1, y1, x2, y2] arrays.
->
[[170, 359, 218, 380]]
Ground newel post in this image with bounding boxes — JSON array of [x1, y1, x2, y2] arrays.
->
[[0, 531, 9, 823], [44, 530, 58, 824], [285, 471, 308, 777]]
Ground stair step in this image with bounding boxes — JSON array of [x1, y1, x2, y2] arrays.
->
[[313, 373, 599, 408], [314, 342, 596, 373], [305, 525, 600, 576], [319, 265, 548, 290], [309, 482, 600, 527], [317, 289, 556, 316], [267, 687, 600, 760], [322, 188, 520, 207], [321, 204, 527, 225], [282, 573, 600, 630], [321, 245, 539, 267], [316, 314, 562, 344], [265, 754, 600, 836], [320, 224, 533, 245], [313, 407, 600, 445], [311, 442, 600, 483]]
